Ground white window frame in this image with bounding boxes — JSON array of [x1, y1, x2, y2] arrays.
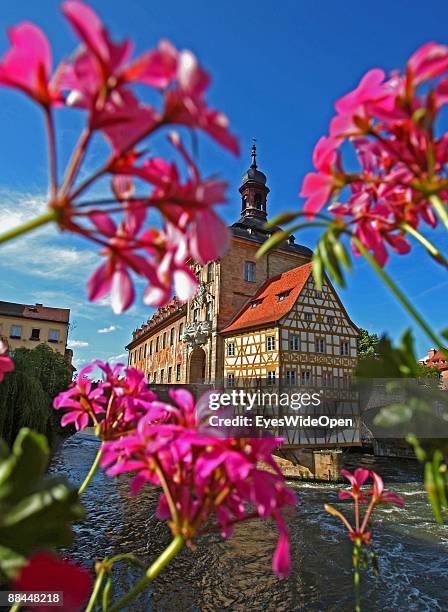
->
[[227, 342, 235, 357], [341, 340, 350, 356], [289, 335, 299, 351], [266, 336, 275, 351], [316, 338, 326, 354]]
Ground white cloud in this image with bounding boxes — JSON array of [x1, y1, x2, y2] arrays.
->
[[98, 325, 118, 334], [107, 352, 128, 365], [0, 189, 99, 282], [68, 339, 89, 348]]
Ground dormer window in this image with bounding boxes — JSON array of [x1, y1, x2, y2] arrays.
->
[[250, 298, 263, 308], [277, 290, 291, 302]]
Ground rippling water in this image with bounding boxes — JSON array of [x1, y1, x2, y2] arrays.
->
[[50, 434, 448, 611]]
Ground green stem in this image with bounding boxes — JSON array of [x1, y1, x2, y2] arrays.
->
[[85, 567, 106, 612], [44, 106, 58, 200], [353, 543, 361, 612], [78, 447, 103, 496], [351, 235, 448, 359], [0, 209, 59, 246], [430, 194, 448, 231], [108, 535, 184, 612], [399, 222, 448, 268], [9, 604, 21, 612]]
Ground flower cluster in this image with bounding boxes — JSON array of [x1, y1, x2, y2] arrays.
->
[[0, 0, 239, 313], [53, 361, 163, 439], [100, 387, 297, 578], [325, 468, 404, 546], [301, 42, 448, 266], [0, 340, 14, 383]]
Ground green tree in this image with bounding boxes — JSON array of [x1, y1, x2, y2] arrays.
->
[[415, 363, 441, 379], [358, 328, 379, 360], [0, 344, 72, 446]]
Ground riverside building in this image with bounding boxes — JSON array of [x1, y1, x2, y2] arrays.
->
[[126, 144, 358, 394]]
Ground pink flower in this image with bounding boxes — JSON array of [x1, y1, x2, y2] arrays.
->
[[101, 388, 297, 578], [312, 136, 337, 173], [300, 171, 334, 216], [141, 223, 198, 307], [54, 360, 164, 440], [0, 2, 238, 318], [54, 364, 106, 430], [61, 2, 239, 155], [92, 88, 159, 153], [62, 1, 133, 79], [408, 42, 448, 85], [14, 553, 92, 612], [335, 69, 389, 116], [339, 468, 370, 502], [122, 39, 179, 88], [85, 208, 160, 314], [0, 340, 14, 383], [299, 42, 448, 267], [272, 513, 291, 579], [370, 471, 404, 507], [189, 208, 229, 264], [164, 50, 239, 155], [0, 23, 61, 105]]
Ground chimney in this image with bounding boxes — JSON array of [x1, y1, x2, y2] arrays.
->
[[427, 348, 437, 360]]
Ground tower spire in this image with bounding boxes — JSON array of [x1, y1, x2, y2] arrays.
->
[[239, 139, 269, 223], [250, 138, 257, 169]]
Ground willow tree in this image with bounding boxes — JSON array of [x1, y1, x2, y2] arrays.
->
[[0, 344, 72, 446]]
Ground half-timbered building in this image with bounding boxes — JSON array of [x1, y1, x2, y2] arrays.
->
[[126, 144, 358, 390]]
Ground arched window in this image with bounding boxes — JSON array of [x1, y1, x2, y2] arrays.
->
[[254, 193, 262, 209]]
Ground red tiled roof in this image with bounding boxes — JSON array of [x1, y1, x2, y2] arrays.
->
[[0, 301, 70, 323], [222, 262, 313, 333], [427, 349, 448, 370]]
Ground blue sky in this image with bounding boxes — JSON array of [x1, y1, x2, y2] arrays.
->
[[0, 0, 447, 369]]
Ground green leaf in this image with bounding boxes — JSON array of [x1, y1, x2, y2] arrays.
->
[[0, 428, 84, 579], [256, 230, 290, 257], [433, 451, 448, 510], [312, 250, 324, 289], [0, 545, 26, 580], [263, 211, 300, 229], [442, 328, 448, 341], [318, 234, 345, 287], [424, 461, 443, 524], [332, 236, 352, 272]]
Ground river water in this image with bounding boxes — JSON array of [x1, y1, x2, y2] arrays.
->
[[50, 434, 448, 611]]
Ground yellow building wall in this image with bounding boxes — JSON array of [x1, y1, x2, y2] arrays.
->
[[0, 315, 68, 355], [223, 326, 279, 386]]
